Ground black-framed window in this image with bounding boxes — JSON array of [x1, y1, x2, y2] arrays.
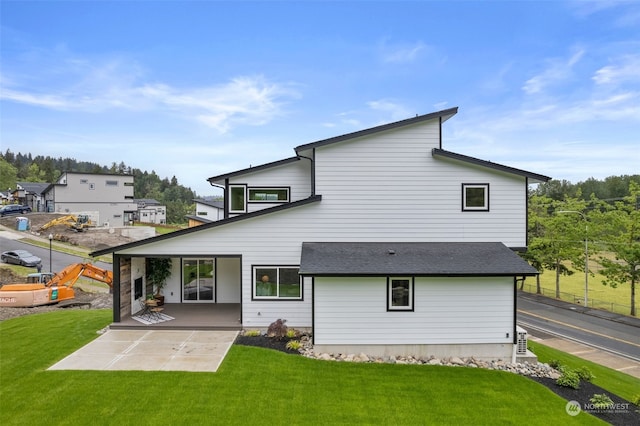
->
[[387, 277, 414, 311], [253, 266, 301, 299], [229, 184, 247, 213], [462, 183, 489, 211], [248, 187, 289, 202]]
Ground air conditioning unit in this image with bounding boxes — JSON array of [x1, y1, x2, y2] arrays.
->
[[516, 326, 528, 355]]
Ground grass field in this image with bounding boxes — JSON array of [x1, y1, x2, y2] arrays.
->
[[521, 259, 637, 315], [528, 341, 640, 402], [0, 310, 605, 425]]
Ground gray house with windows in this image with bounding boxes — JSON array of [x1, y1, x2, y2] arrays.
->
[[43, 172, 138, 226], [91, 107, 550, 360]]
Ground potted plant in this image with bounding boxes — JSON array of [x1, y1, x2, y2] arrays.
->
[[146, 257, 172, 305]]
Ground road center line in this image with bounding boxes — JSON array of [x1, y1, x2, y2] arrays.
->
[[517, 309, 640, 348]]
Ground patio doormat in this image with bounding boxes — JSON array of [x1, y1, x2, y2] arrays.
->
[[132, 313, 175, 325]]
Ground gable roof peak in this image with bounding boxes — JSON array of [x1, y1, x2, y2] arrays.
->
[[295, 107, 458, 153]]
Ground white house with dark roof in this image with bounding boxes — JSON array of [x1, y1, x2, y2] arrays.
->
[[134, 198, 167, 224], [91, 107, 550, 360], [187, 198, 225, 227]]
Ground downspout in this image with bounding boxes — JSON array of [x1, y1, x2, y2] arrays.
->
[[311, 276, 315, 345], [224, 178, 230, 218], [438, 116, 442, 149], [513, 277, 518, 345], [297, 151, 316, 196], [525, 178, 529, 248]]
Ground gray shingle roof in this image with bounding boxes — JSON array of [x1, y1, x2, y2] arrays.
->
[[299, 242, 538, 276]]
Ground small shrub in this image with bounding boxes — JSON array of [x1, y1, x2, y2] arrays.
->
[[244, 330, 261, 337], [556, 370, 580, 389], [286, 329, 298, 338], [267, 319, 288, 338], [632, 395, 640, 406], [285, 340, 302, 351], [548, 359, 563, 370], [575, 366, 595, 382], [589, 393, 613, 410]]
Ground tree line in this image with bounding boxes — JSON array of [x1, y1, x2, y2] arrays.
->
[[0, 150, 197, 224], [524, 176, 640, 316]]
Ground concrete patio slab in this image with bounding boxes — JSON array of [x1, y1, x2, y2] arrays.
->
[[48, 329, 238, 372]]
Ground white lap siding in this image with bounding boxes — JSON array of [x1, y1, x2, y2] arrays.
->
[[313, 276, 514, 345]]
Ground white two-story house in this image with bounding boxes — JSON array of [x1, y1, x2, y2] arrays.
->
[[91, 107, 550, 360]]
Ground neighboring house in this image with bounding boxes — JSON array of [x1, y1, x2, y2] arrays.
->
[[15, 182, 49, 212], [43, 172, 138, 226], [187, 198, 225, 227], [91, 107, 551, 360], [134, 199, 167, 224]]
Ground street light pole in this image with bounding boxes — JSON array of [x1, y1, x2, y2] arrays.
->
[[48, 234, 53, 272], [558, 210, 588, 307]]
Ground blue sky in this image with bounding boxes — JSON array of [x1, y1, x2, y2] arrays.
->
[[1, 1, 638, 196]]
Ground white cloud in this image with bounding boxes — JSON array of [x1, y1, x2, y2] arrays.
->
[[138, 76, 299, 133], [522, 49, 585, 94], [1, 52, 300, 133], [592, 54, 640, 85], [379, 40, 428, 64]]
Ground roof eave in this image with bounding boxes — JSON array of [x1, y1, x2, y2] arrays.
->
[[432, 148, 551, 182], [207, 156, 301, 184], [89, 195, 322, 257]]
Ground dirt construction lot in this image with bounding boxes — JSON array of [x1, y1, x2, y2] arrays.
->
[[0, 213, 138, 250], [0, 213, 139, 321]]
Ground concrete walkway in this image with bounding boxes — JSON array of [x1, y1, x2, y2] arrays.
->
[[49, 329, 238, 372], [529, 334, 640, 379]]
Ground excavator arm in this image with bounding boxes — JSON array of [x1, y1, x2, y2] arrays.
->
[[47, 263, 113, 289], [0, 262, 112, 307]]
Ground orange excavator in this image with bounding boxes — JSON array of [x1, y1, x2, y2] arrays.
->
[[0, 263, 113, 307]]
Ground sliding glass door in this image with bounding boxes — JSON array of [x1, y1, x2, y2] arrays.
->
[[183, 259, 215, 302]]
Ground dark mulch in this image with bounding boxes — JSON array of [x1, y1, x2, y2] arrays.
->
[[234, 335, 639, 424], [234, 334, 302, 354], [528, 376, 639, 426]]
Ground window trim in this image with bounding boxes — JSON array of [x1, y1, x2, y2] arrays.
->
[[462, 183, 490, 211], [248, 187, 290, 203], [228, 184, 247, 214], [252, 265, 302, 300], [387, 277, 414, 311]]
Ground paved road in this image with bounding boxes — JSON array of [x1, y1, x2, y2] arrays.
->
[[517, 291, 640, 378], [0, 235, 112, 274], [517, 293, 640, 362]]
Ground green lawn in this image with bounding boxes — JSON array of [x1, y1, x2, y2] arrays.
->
[[0, 310, 605, 425], [528, 340, 640, 402], [521, 262, 637, 315]]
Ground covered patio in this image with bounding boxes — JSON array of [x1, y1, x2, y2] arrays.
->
[[111, 303, 242, 330]]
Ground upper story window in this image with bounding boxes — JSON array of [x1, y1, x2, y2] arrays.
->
[[80, 179, 88, 184], [124, 182, 134, 186], [105, 180, 119, 186], [229, 185, 247, 213], [249, 188, 289, 202], [462, 183, 489, 211], [387, 277, 414, 311]]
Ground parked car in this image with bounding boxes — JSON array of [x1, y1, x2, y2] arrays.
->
[[1, 250, 42, 267], [0, 204, 32, 216]]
